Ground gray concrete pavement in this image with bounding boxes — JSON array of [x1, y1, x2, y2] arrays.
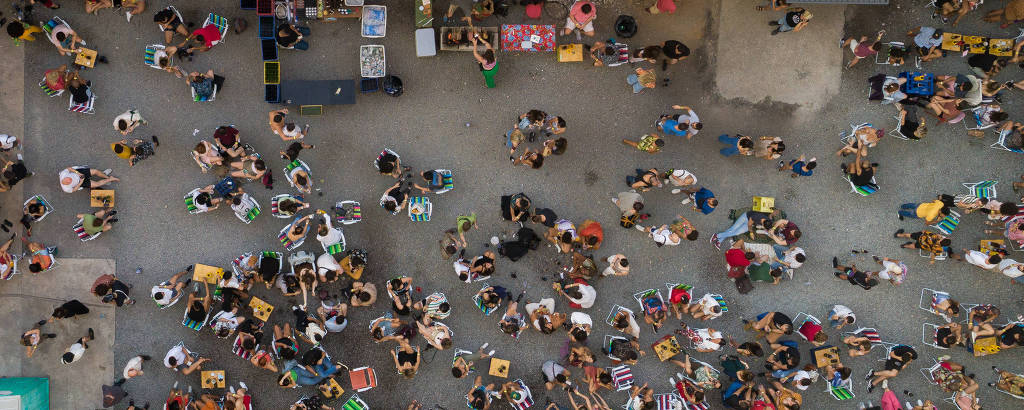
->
[[0, 259, 117, 410], [5, 0, 1024, 409]]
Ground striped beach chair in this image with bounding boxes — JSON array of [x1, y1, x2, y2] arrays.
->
[[963, 180, 997, 199], [930, 210, 961, 235], [408, 197, 431, 221], [39, 78, 63, 97], [845, 174, 878, 196], [507, 379, 534, 409], [68, 94, 96, 114], [278, 217, 308, 251], [182, 307, 210, 331], [23, 195, 55, 222], [271, 194, 304, 218], [203, 13, 230, 45], [826, 377, 855, 400], [473, 284, 499, 315], [609, 365, 634, 391], [342, 394, 369, 410], [334, 201, 362, 224], [143, 44, 170, 69], [72, 219, 101, 241], [654, 393, 683, 410], [432, 169, 455, 194]]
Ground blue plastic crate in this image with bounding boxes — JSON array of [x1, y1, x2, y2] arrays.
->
[[265, 84, 280, 103], [258, 16, 275, 39]]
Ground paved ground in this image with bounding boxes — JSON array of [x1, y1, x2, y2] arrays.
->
[[4, 0, 1024, 409]]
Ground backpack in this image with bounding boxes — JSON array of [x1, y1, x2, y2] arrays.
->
[[516, 227, 541, 250], [734, 275, 753, 295], [262, 169, 273, 189], [620, 213, 640, 228]]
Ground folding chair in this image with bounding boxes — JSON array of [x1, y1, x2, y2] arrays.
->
[[793, 312, 823, 342], [184, 188, 209, 214], [991, 127, 1024, 153], [603, 334, 629, 361], [963, 180, 998, 199], [341, 394, 369, 410], [232, 193, 261, 224], [921, 323, 948, 349], [605, 304, 635, 326], [964, 106, 1001, 132], [348, 366, 378, 392], [889, 114, 911, 140], [845, 174, 879, 196], [430, 169, 455, 194], [707, 294, 727, 313], [40, 16, 71, 38], [334, 201, 362, 225], [68, 93, 96, 114], [874, 42, 906, 66], [284, 160, 311, 191], [182, 307, 211, 331], [672, 376, 709, 410], [930, 210, 961, 235], [919, 288, 955, 322], [259, 251, 283, 284], [839, 122, 874, 144], [23, 195, 54, 222], [72, 218, 102, 241], [919, 246, 948, 261], [507, 379, 534, 409], [472, 284, 500, 315], [843, 327, 888, 352], [39, 78, 63, 97], [1, 253, 20, 280], [322, 233, 346, 256], [633, 289, 664, 309], [270, 194, 303, 218], [608, 365, 634, 391], [653, 393, 683, 410], [231, 334, 257, 360], [989, 369, 1024, 399], [191, 83, 218, 102], [408, 196, 432, 221], [157, 6, 185, 33], [144, 44, 170, 69], [825, 376, 855, 400], [373, 148, 399, 172], [665, 283, 694, 304], [203, 13, 230, 45], [289, 251, 315, 278], [278, 217, 309, 251]]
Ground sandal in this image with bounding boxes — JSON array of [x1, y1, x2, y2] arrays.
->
[[755, 6, 766, 11]]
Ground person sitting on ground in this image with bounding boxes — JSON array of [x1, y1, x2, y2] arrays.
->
[[991, 366, 1024, 395], [622, 133, 664, 153], [973, 322, 1024, 350], [628, 45, 661, 64], [229, 155, 266, 181], [525, 298, 566, 334], [682, 185, 718, 214], [626, 168, 663, 192], [512, 147, 544, 169], [908, 26, 944, 63], [111, 137, 157, 167], [589, 40, 628, 67]]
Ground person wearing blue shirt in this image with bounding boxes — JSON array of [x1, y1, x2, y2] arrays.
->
[[656, 105, 702, 139], [778, 155, 816, 177], [909, 26, 943, 63], [681, 186, 717, 214]]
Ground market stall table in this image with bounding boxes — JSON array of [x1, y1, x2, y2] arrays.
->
[[501, 24, 555, 52], [279, 80, 356, 105], [249, 296, 274, 322]]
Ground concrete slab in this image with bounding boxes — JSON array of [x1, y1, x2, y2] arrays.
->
[[715, 3, 846, 113], [0, 259, 116, 410]]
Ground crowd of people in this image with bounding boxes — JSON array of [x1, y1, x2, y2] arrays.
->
[[5, 0, 1024, 410]]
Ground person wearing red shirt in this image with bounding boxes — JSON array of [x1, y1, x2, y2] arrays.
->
[[182, 24, 221, 53], [577, 220, 603, 250], [725, 239, 754, 279], [647, 0, 677, 15]]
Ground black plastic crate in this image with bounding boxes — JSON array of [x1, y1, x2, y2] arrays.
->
[[261, 39, 277, 61], [240, 0, 257, 10], [257, 0, 273, 15], [265, 84, 280, 103], [258, 16, 275, 39]]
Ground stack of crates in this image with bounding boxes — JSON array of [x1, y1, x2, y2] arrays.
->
[[257, 2, 279, 103]]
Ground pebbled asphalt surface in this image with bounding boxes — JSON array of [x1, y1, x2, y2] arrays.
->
[[7, 0, 1024, 409]]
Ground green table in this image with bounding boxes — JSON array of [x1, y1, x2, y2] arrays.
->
[[415, 0, 433, 28]]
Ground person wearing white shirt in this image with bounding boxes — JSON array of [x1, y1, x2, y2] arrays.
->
[[555, 280, 597, 309], [689, 293, 724, 321], [123, 354, 151, 379], [828, 305, 856, 330], [646, 225, 681, 247], [962, 249, 1001, 271]]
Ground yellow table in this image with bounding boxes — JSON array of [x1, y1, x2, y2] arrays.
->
[[651, 335, 682, 361], [249, 296, 274, 322], [972, 335, 1000, 357], [318, 377, 344, 398], [201, 370, 225, 389], [980, 239, 1005, 255], [964, 36, 986, 54], [941, 33, 963, 51], [990, 38, 1014, 56], [811, 345, 840, 368], [488, 358, 510, 378], [193, 264, 223, 284], [75, 48, 97, 68], [752, 196, 774, 213], [89, 190, 114, 207], [558, 44, 583, 62]]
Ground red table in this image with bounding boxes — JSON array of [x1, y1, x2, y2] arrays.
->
[[501, 24, 555, 52]]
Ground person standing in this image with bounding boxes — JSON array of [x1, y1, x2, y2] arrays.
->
[[622, 134, 664, 153], [456, 213, 478, 247], [657, 105, 701, 139], [769, 7, 812, 36], [840, 31, 884, 69], [61, 328, 95, 365], [471, 34, 498, 88], [660, 40, 690, 66], [111, 137, 158, 167]]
